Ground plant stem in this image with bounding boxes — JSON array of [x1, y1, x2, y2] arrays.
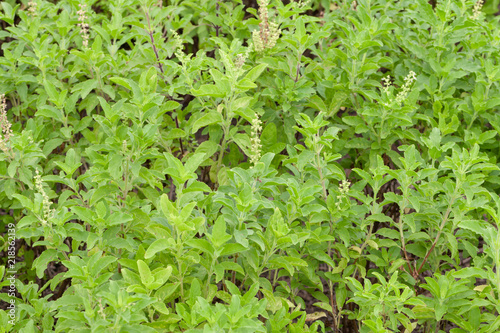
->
[[398, 198, 415, 277], [416, 195, 457, 276], [314, 148, 340, 330], [144, 6, 184, 155]]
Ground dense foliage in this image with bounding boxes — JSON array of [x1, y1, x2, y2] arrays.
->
[[1, 0, 500, 332]]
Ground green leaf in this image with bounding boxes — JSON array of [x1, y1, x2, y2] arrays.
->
[[145, 239, 170, 259], [214, 262, 244, 282], [295, 16, 306, 40], [90, 184, 119, 206], [186, 239, 214, 254], [178, 203, 196, 224], [191, 84, 226, 98], [478, 130, 497, 144], [106, 212, 133, 226], [43, 79, 59, 103], [163, 100, 181, 111], [90, 256, 117, 277], [486, 97, 500, 109], [377, 228, 400, 239], [72, 79, 98, 99], [269, 256, 294, 276], [235, 79, 257, 91], [429, 127, 441, 148], [37, 105, 64, 122], [1, 2, 18, 25], [243, 63, 268, 83], [209, 69, 231, 94], [191, 111, 224, 134], [336, 285, 347, 310], [165, 128, 186, 140], [367, 213, 394, 223], [220, 243, 247, 256], [43, 138, 64, 157], [328, 91, 349, 117], [194, 140, 219, 161], [184, 153, 206, 174], [260, 122, 278, 149], [232, 133, 251, 156], [33, 249, 58, 278], [65, 148, 82, 175], [110, 77, 132, 90], [160, 194, 177, 219], [210, 216, 231, 249], [12, 194, 34, 211], [458, 220, 485, 235], [232, 96, 254, 111], [7, 160, 19, 178], [185, 181, 212, 193], [453, 267, 488, 279], [153, 266, 172, 285], [71, 206, 94, 223], [137, 260, 154, 286], [152, 301, 170, 315]]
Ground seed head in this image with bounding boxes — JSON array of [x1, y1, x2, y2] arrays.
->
[[394, 71, 417, 105], [298, 0, 311, 9], [77, 4, 90, 48], [471, 0, 484, 20], [235, 53, 247, 69], [252, 0, 281, 52], [234, 46, 253, 77], [250, 115, 263, 166], [336, 179, 351, 209], [27, 1, 37, 17], [34, 170, 55, 226], [98, 298, 106, 319], [0, 94, 13, 155], [382, 75, 391, 95], [170, 30, 190, 65]]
